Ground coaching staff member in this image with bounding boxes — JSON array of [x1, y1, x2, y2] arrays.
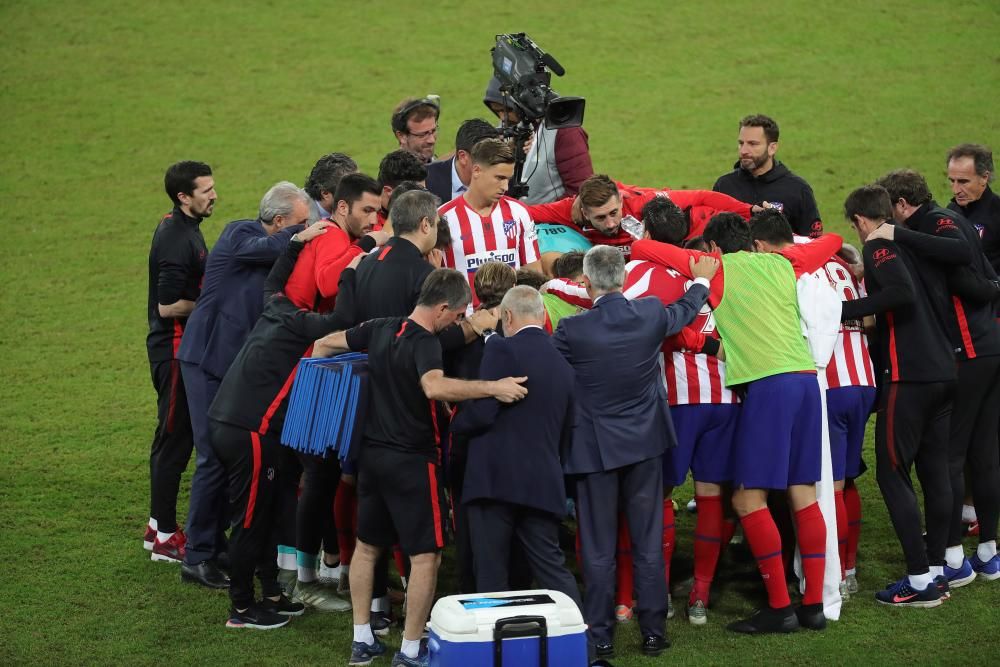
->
[[312, 269, 527, 667], [553, 245, 717, 658], [177, 182, 315, 588], [451, 286, 582, 606], [947, 143, 1000, 272], [145, 160, 215, 563], [714, 114, 823, 238]]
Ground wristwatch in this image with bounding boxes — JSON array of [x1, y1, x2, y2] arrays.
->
[[480, 327, 497, 339]]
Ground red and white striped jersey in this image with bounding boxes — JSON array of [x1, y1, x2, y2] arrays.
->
[[821, 254, 876, 388], [545, 260, 737, 405], [439, 194, 540, 307], [623, 261, 739, 406]]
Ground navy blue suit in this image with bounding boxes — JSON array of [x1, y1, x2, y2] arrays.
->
[[451, 327, 581, 606], [552, 286, 709, 645], [425, 157, 456, 205], [177, 218, 300, 564]]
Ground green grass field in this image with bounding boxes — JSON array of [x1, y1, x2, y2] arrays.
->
[[2, 0, 999, 664]]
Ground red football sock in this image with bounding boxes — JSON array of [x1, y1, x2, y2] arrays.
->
[[834, 490, 848, 580], [691, 495, 724, 604], [334, 483, 357, 565], [662, 499, 675, 586], [615, 514, 634, 607], [740, 507, 791, 609], [794, 502, 827, 606], [844, 483, 862, 571]]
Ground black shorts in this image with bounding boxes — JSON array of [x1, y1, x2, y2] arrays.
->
[[357, 443, 448, 556]]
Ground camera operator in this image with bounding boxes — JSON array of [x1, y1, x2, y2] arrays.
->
[[484, 76, 593, 204]]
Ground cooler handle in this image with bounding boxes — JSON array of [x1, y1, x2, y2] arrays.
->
[[493, 615, 548, 667]]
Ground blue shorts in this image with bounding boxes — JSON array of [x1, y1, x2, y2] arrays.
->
[[827, 385, 876, 481], [733, 373, 822, 490], [663, 404, 739, 487]]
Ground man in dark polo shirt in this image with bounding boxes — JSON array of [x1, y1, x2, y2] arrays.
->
[[145, 160, 215, 563], [312, 269, 527, 667]]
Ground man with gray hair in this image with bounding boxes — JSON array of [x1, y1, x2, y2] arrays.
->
[[552, 244, 718, 658], [947, 143, 1000, 272], [177, 181, 329, 588], [450, 284, 583, 606]]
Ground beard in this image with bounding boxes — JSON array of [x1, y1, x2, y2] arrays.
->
[[740, 152, 770, 172]]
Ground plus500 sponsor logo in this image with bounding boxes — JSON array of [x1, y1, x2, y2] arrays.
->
[[465, 250, 517, 272]]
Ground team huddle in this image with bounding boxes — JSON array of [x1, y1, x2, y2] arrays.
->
[[144, 98, 1000, 667]]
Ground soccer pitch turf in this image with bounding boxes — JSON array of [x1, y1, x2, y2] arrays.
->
[[2, 0, 999, 664]]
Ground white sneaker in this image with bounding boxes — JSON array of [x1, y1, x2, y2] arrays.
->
[[686, 498, 698, 514]]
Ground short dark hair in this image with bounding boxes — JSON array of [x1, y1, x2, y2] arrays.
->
[[417, 268, 471, 310], [387, 181, 426, 212], [703, 213, 752, 253], [578, 175, 619, 210], [164, 161, 212, 206], [305, 153, 357, 200], [434, 215, 452, 251], [749, 209, 795, 245], [471, 138, 514, 167], [948, 143, 995, 183], [333, 173, 381, 210], [378, 150, 427, 189], [844, 184, 893, 223], [456, 119, 500, 154], [642, 197, 688, 245], [391, 96, 440, 135], [740, 114, 779, 144], [683, 236, 709, 251], [514, 268, 547, 291], [876, 169, 933, 207], [390, 190, 440, 236], [553, 251, 585, 280]]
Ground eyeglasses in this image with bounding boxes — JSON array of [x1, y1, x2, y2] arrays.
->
[[407, 125, 438, 139]]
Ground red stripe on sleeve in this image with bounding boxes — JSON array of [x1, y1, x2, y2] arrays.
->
[[952, 296, 977, 359]]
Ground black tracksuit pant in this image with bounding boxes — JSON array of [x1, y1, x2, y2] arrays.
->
[[294, 452, 341, 563], [209, 420, 283, 609], [948, 356, 1000, 546], [875, 381, 954, 575], [149, 360, 194, 533]]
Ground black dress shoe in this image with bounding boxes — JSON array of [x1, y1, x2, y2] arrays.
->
[[594, 640, 614, 658], [181, 560, 230, 589], [727, 605, 799, 634], [795, 603, 826, 630], [641, 634, 670, 656], [216, 551, 230, 572]]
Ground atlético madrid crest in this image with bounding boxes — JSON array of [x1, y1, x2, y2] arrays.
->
[[502, 218, 517, 240]]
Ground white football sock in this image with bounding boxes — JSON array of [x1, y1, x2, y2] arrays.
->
[[148, 517, 158, 530], [962, 504, 977, 523], [155, 530, 174, 543], [297, 551, 318, 583], [401, 637, 420, 659], [929, 565, 944, 578], [908, 571, 933, 589], [945, 545, 965, 569], [977, 541, 997, 561], [353, 623, 374, 645], [277, 545, 297, 570], [371, 594, 391, 613], [845, 568, 856, 577]]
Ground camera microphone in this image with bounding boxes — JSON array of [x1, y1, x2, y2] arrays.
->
[[541, 53, 565, 77]]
